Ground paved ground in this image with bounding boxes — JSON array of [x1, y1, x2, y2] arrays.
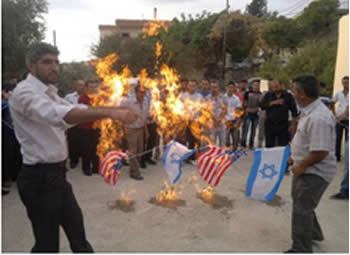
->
[[2, 151, 349, 253]]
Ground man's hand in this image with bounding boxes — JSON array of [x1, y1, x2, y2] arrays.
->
[[109, 108, 137, 124], [291, 163, 306, 177]]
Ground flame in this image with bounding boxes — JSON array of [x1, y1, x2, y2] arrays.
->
[[120, 189, 136, 207], [199, 186, 215, 201], [89, 20, 218, 160], [142, 20, 169, 37], [155, 181, 182, 202], [90, 53, 132, 158]]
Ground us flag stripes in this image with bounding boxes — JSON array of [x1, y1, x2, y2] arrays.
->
[[197, 146, 246, 187], [99, 151, 127, 185]]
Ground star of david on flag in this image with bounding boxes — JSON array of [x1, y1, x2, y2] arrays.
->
[[99, 151, 127, 185], [246, 146, 291, 201], [163, 141, 196, 184]]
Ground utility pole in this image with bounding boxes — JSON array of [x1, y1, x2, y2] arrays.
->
[[222, 0, 230, 87], [53, 30, 57, 47]]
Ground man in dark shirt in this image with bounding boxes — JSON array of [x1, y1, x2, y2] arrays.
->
[[241, 80, 262, 149], [261, 80, 298, 148]]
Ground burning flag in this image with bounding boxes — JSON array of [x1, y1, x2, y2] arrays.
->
[[246, 146, 290, 201], [197, 146, 247, 187], [163, 141, 196, 184], [99, 151, 127, 185]]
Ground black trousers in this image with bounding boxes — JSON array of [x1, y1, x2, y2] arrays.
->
[[67, 126, 81, 165], [291, 174, 329, 252], [335, 120, 349, 160], [2, 132, 22, 181], [142, 122, 159, 162], [265, 122, 290, 148], [80, 128, 100, 174], [17, 163, 93, 252]]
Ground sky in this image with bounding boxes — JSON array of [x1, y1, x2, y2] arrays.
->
[[43, 0, 313, 63]]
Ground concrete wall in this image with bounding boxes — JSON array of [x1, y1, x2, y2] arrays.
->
[[333, 15, 349, 96]]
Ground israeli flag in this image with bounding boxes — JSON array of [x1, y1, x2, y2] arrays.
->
[[163, 141, 196, 184], [246, 146, 291, 201]]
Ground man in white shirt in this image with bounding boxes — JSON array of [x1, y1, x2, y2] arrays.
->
[[333, 75, 349, 161], [9, 42, 137, 252], [64, 79, 85, 104], [64, 79, 86, 168], [287, 74, 336, 252], [120, 84, 149, 180], [224, 82, 242, 150], [180, 80, 202, 164], [207, 80, 227, 147]]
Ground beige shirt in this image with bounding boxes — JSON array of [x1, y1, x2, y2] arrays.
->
[[291, 99, 336, 183], [9, 74, 86, 165], [120, 95, 149, 129]]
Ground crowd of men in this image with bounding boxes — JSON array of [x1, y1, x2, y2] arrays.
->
[[3, 73, 349, 185], [1, 42, 349, 253]]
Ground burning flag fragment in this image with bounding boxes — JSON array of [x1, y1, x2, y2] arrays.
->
[[246, 146, 291, 201], [163, 141, 196, 184], [149, 181, 186, 209], [99, 151, 127, 185], [197, 146, 247, 187]]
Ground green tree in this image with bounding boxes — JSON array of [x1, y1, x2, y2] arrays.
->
[[91, 33, 156, 75], [296, 0, 340, 39], [245, 0, 268, 18], [263, 17, 303, 53], [2, 0, 48, 81], [258, 40, 337, 95]]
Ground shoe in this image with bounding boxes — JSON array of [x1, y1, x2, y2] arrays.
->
[[189, 160, 197, 166], [249, 146, 254, 150], [130, 175, 144, 181], [284, 249, 298, 253], [83, 170, 92, 176], [2, 189, 10, 195], [3, 182, 11, 188], [140, 161, 147, 169], [312, 235, 324, 242], [70, 162, 78, 168], [147, 159, 157, 165], [330, 192, 349, 200]]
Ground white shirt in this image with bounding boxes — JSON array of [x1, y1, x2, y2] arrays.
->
[[291, 99, 336, 183], [64, 91, 79, 104], [333, 90, 349, 118], [9, 74, 85, 165], [224, 93, 242, 121]]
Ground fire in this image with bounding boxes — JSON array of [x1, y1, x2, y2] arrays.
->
[[90, 54, 132, 158], [142, 20, 169, 37], [120, 190, 135, 207], [199, 186, 215, 201], [155, 181, 182, 202], [89, 17, 217, 161]]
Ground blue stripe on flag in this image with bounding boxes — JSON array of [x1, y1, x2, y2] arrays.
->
[[245, 149, 262, 197], [264, 146, 291, 201], [173, 149, 196, 183], [163, 142, 174, 165]]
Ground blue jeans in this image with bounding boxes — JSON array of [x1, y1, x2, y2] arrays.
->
[[241, 113, 259, 148], [340, 141, 349, 195]]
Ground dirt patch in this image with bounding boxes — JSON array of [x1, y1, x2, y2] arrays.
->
[[107, 200, 136, 213], [148, 197, 186, 210], [264, 195, 285, 207], [197, 193, 234, 210]]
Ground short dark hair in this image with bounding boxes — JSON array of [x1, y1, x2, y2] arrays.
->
[[240, 79, 248, 83], [342, 76, 349, 81], [26, 42, 59, 67], [292, 74, 320, 99], [180, 78, 188, 83]]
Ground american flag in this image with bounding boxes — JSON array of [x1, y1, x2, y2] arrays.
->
[[197, 146, 246, 187], [99, 151, 127, 185]]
